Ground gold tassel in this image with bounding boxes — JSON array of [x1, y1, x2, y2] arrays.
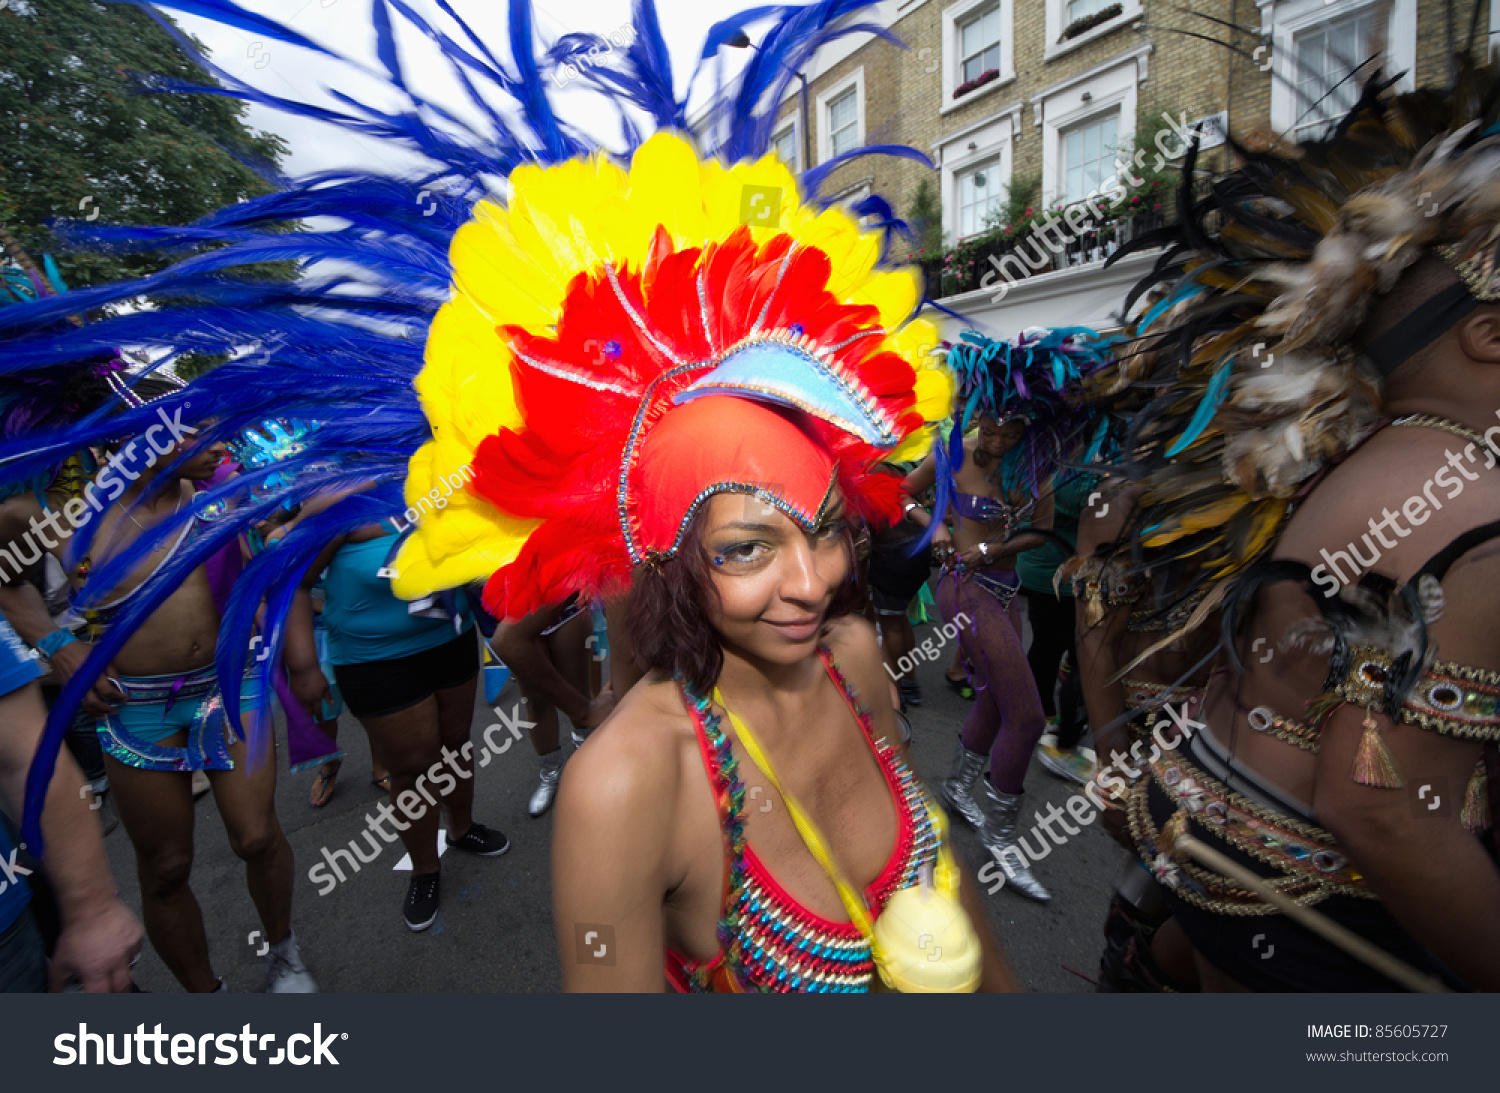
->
[[1351, 708, 1404, 789], [1084, 580, 1105, 627], [1461, 763, 1489, 834]]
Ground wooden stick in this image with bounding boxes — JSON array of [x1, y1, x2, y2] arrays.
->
[[1172, 831, 1449, 993]]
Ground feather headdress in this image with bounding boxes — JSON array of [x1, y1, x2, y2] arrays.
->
[[939, 327, 1112, 503], [1100, 56, 1500, 625], [1, 0, 953, 847]]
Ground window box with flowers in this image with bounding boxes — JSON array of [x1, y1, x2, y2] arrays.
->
[[916, 176, 1180, 299], [953, 68, 1002, 100], [1060, 2, 1123, 42]]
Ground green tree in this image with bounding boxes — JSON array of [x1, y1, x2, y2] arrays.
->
[[907, 177, 942, 256], [0, 0, 287, 288]]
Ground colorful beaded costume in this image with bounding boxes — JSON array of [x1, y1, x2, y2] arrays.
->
[[667, 649, 939, 993]]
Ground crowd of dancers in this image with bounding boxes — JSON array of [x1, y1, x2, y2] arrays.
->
[[0, 0, 1496, 994]]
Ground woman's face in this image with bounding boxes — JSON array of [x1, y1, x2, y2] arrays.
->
[[700, 490, 850, 664], [976, 415, 1026, 458]]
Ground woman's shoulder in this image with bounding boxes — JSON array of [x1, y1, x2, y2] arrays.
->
[[560, 674, 699, 819], [824, 613, 879, 658], [822, 616, 896, 711]]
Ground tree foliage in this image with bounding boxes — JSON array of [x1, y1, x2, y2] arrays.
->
[[0, 0, 287, 288]]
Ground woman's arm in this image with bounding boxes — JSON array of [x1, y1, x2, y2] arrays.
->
[[552, 700, 682, 991], [495, 601, 611, 729], [283, 533, 348, 715], [899, 451, 939, 527]]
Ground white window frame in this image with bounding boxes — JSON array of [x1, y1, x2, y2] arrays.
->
[[933, 102, 1021, 242], [1044, 0, 1144, 62], [816, 68, 865, 165], [957, 3, 1002, 85], [955, 157, 1004, 240], [1058, 113, 1123, 206], [1034, 46, 1148, 206], [771, 118, 800, 172], [1257, 0, 1416, 136], [941, 0, 1015, 114]]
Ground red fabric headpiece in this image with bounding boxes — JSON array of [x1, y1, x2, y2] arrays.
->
[[632, 396, 836, 559]]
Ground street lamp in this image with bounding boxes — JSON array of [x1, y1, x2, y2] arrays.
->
[[724, 32, 812, 174]]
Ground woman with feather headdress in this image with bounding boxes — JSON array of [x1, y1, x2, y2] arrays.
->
[[1102, 44, 1500, 990], [900, 327, 1110, 903], [0, 0, 1020, 991]]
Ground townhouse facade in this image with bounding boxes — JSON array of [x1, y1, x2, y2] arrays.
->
[[749, 0, 1495, 336]]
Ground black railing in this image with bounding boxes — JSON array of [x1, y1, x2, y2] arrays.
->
[[920, 203, 1168, 299]]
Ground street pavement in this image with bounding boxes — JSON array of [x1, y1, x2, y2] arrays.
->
[[103, 612, 1123, 993]]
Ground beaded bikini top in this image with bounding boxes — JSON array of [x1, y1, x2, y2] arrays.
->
[[666, 649, 940, 993]]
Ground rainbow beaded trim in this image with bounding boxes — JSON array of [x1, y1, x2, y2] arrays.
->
[[677, 652, 939, 993]]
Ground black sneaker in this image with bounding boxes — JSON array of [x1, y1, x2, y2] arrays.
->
[[446, 822, 511, 857], [900, 679, 924, 707], [404, 872, 441, 932]]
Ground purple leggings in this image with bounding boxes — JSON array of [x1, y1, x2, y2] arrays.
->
[[935, 568, 1047, 794]]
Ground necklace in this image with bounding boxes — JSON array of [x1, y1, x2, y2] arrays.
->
[[1389, 413, 1494, 450], [125, 489, 185, 541]]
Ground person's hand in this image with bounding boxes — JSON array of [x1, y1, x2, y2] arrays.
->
[[49, 899, 142, 993], [49, 641, 127, 717], [581, 686, 616, 730], [957, 544, 989, 568], [44, 640, 90, 687], [289, 664, 331, 720], [931, 523, 955, 563], [1100, 802, 1133, 850], [1090, 766, 1137, 850]]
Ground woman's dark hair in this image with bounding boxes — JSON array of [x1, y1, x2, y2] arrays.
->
[[629, 501, 864, 695]]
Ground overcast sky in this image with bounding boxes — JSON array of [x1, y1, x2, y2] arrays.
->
[[170, 0, 765, 177]]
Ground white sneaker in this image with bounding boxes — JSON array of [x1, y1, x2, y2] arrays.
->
[[264, 931, 318, 993]]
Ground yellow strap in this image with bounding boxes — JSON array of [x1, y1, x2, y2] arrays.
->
[[712, 687, 877, 937]]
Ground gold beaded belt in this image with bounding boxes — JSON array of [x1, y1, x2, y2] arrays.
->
[[1128, 743, 1372, 916]]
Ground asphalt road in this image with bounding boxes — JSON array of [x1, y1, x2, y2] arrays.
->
[[103, 611, 1123, 993]]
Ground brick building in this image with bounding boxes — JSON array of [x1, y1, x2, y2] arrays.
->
[[728, 0, 1496, 335]]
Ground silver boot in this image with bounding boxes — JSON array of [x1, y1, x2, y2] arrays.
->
[[980, 784, 1052, 902], [527, 749, 565, 818], [940, 737, 989, 830]]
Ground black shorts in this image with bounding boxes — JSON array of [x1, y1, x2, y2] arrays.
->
[[332, 628, 480, 719], [868, 521, 932, 615]]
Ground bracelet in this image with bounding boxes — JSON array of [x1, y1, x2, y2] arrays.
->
[[978, 542, 989, 558], [36, 629, 78, 657], [902, 501, 920, 516]]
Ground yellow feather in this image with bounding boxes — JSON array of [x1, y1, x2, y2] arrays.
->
[[406, 132, 938, 598]]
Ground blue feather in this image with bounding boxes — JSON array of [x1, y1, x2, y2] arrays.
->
[[1166, 358, 1234, 457], [103, 0, 337, 55], [13, 0, 942, 849]]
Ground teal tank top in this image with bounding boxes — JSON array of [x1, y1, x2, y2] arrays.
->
[[320, 535, 472, 666]]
